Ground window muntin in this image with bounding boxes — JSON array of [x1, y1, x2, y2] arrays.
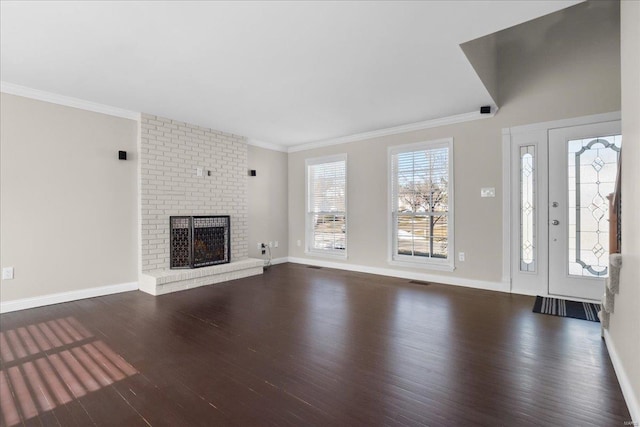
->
[[306, 155, 347, 256], [390, 139, 453, 268]]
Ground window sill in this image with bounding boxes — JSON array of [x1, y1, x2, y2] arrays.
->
[[305, 250, 348, 260], [388, 259, 455, 272]]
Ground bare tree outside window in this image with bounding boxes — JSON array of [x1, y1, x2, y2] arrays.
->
[[393, 145, 450, 261]]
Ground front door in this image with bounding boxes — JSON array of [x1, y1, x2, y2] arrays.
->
[[548, 121, 621, 300]]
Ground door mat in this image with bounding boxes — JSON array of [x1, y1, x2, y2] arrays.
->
[[533, 296, 600, 322]]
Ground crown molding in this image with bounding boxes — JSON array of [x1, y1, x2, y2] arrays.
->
[[1, 81, 501, 150], [1, 81, 141, 121], [288, 108, 498, 153], [246, 138, 288, 153]]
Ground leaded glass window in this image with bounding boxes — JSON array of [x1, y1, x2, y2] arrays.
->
[[520, 146, 535, 272], [567, 135, 621, 277]]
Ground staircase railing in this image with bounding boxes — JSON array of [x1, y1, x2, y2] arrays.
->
[[608, 150, 622, 254]]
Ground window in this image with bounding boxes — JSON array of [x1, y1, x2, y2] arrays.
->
[[389, 139, 454, 269], [306, 154, 347, 257], [520, 145, 536, 272]]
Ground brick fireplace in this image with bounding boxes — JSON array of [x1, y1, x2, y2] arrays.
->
[[138, 114, 262, 295]]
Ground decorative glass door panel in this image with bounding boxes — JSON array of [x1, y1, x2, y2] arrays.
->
[[567, 136, 621, 277], [548, 121, 621, 300], [520, 146, 536, 272]]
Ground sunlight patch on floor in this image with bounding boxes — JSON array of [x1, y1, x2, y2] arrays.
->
[[0, 316, 138, 426]]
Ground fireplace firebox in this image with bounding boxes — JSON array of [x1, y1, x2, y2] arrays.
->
[[170, 216, 230, 269]]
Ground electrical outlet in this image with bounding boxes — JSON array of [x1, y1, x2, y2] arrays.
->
[[274, 241, 279, 248], [458, 252, 465, 262], [196, 167, 203, 177], [257, 243, 262, 250], [2, 267, 14, 280]]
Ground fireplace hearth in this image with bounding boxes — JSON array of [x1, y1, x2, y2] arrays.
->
[[170, 216, 230, 269]]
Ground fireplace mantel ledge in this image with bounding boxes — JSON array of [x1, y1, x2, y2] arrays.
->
[[139, 258, 264, 296]]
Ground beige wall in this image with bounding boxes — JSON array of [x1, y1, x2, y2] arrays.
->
[[460, 33, 498, 106], [287, 1, 620, 285], [0, 93, 138, 301], [609, 0, 640, 420], [248, 145, 289, 260]]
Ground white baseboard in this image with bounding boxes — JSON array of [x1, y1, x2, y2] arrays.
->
[[270, 257, 289, 265], [0, 282, 139, 314], [603, 329, 640, 424], [286, 257, 509, 293]]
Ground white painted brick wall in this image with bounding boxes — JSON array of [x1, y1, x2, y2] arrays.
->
[[140, 113, 248, 271]]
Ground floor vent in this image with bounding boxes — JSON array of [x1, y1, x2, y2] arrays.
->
[[409, 280, 432, 286], [307, 266, 322, 269]]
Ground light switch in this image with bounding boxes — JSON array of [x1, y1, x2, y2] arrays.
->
[[481, 187, 496, 198]]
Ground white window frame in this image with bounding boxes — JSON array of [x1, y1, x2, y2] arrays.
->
[[388, 138, 455, 271], [305, 153, 348, 259]]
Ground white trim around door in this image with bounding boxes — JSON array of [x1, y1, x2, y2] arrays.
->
[[502, 111, 621, 298]]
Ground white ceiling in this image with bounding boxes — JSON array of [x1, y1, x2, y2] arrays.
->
[[1, 1, 580, 147]]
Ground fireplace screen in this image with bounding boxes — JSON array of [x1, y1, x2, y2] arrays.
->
[[170, 216, 230, 268]]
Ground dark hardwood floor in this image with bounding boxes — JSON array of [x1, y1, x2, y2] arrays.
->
[[0, 263, 630, 426]]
